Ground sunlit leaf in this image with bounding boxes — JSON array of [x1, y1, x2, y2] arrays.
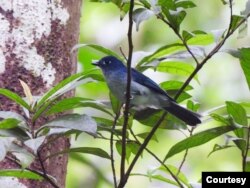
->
[[164, 126, 236, 160], [176, 1, 196, 9], [45, 147, 110, 160], [0, 169, 43, 180], [0, 119, 20, 129], [0, 89, 30, 110], [109, 92, 121, 114], [160, 80, 193, 91], [238, 48, 250, 90], [187, 100, 200, 112], [226, 101, 248, 126], [157, 61, 198, 82], [33, 71, 102, 121], [186, 33, 214, 45]]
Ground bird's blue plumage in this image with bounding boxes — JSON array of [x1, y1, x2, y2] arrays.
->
[[92, 56, 201, 126]]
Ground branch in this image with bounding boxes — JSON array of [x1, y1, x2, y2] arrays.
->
[[129, 128, 185, 188], [119, 0, 134, 186], [110, 108, 122, 188]]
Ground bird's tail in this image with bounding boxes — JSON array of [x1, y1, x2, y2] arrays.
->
[[164, 102, 201, 126]]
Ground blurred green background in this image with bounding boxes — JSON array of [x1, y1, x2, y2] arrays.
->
[[66, 1, 249, 187]]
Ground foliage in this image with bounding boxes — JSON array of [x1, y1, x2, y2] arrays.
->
[[1, 0, 250, 188]]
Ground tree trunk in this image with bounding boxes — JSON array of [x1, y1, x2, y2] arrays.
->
[[0, 0, 82, 187]]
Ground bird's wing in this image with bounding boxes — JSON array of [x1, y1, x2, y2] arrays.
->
[[131, 68, 174, 100]]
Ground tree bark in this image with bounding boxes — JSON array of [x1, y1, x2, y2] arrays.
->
[[0, 0, 82, 187]]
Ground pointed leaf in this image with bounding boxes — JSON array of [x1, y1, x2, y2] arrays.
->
[[160, 80, 193, 91], [46, 97, 112, 116], [71, 44, 120, 59], [19, 79, 33, 105], [0, 119, 20, 129], [45, 147, 110, 160], [38, 114, 97, 135], [0, 169, 43, 180], [238, 48, 250, 90], [226, 101, 248, 126], [157, 61, 199, 82], [0, 89, 29, 110], [164, 126, 237, 160]]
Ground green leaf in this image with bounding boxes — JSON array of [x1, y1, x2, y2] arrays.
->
[[109, 92, 122, 114], [238, 48, 250, 90], [0, 89, 30, 110], [187, 100, 200, 112], [0, 169, 43, 180], [116, 141, 131, 161], [230, 15, 244, 31], [226, 101, 248, 126], [164, 126, 236, 160], [210, 113, 230, 125], [46, 97, 113, 116], [137, 43, 185, 68], [45, 147, 110, 160], [37, 114, 97, 136], [176, 1, 196, 9], [131, 173, 178, 187], [71, 44, 120, 59], [136, 132, 158, 142], [186, 33, 214, 45], [0, 119, 20, 129], [159, 165, 190, 187], [33, 71, 102, 121], [207, 144, 234, 157], [157, 61, 198, 82], [160, 80, 193, 91], [133, 8, 154, 31]]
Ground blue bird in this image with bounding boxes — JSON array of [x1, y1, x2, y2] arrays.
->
[[92, 56, 201, 126]]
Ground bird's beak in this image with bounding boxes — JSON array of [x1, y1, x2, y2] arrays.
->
[[92, 60, 99, 66]]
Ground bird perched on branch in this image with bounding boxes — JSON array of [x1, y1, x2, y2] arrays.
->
[[92, 56, 201, 126]]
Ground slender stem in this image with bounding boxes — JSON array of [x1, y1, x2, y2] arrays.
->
[[110, 108, 121, 188], [119, 0, 134, 186], [242, 127, 250, 172], [129, 128, 185, 188], [177, 127, 194, 175]]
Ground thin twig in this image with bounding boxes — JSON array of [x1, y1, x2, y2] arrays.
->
[[110, 108, 122, 188], [6, 156, 60, 188], [129, 128, 185, 188], [119, 0, 134, 186], [119, 47, 128, 61], [177, 127, 195, 175]]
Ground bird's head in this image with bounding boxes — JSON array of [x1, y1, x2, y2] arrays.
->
[[92, 56, 125, 72]]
